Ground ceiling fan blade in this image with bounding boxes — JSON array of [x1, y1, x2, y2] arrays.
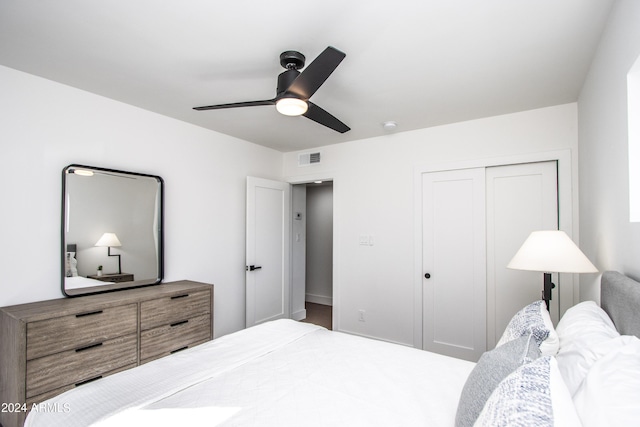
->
[[303, 102, 350, 133], [193, 99, 275, 111], [286, 46, 346, 99]]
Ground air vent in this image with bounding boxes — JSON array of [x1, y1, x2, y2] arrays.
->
[[298, 152, 321, 166]]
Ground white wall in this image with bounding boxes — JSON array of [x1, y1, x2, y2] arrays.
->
[[0, 65, 283, 338], [284, 103, 579, 346], [578, 0, 640, 301]]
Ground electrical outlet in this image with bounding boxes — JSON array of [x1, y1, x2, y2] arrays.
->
[[358, 309, 365, 322]]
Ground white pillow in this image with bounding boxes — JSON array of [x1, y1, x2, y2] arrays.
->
[[556, 301, 618, 347], [66, 251, 79, 277], [539, 304, 559, 356], [549, 356, 583, 427], [572, 336, 640, 427], [497, 300, 559, 356], [556, 335, 630, 396], [554, 301, 621, 394], [474, 356, 581, 427]]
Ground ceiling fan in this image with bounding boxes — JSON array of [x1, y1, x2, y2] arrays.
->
[[193, 46, 350, 133]]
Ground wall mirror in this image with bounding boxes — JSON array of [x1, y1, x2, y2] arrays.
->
[[62, 164, 163, 296]]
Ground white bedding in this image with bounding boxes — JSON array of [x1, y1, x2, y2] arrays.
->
[[25, 319, 475, 427], [64, 276, 106, 289]]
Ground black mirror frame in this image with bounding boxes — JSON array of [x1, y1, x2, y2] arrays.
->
[[61, 164, 164, 297]]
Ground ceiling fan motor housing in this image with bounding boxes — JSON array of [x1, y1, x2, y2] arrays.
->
[[277, 69, 301, 97]]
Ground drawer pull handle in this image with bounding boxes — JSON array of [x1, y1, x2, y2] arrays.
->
[[171, 294, 189, 300], [75, 342, 103, 353], [171, 346, 188, 354], [170, 320, 189, 327], [76, 310, 103, 318], [75, 375, 103, 387]]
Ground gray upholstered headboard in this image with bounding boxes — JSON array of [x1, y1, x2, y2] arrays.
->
[[601, 271, 640, 338]]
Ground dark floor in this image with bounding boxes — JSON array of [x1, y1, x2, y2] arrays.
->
[[300, 301, 332, 330]]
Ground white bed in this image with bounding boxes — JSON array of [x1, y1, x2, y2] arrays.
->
[[64, 276, 107, 290], [64, 247, 106, 291], [25, 271, 640, 427], [25, 319, 473, 427]]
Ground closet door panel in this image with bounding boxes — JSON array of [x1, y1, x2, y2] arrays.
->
[[422, 168, 486, 362], [486, 161, 558, 349]]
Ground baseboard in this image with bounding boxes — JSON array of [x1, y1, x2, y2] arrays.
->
[[305, 293, 332, 306], [291, 309, 307, 321]]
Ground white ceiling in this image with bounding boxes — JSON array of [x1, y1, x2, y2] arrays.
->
[[0, 0, 614, 152]]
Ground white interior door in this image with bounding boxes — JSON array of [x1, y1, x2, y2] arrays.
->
[[422, 168, 487, 362], [246, 177, 291, 327], [486, 161, 558, 348]]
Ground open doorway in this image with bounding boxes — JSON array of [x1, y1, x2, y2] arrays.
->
[[292, 181, 333, 330]]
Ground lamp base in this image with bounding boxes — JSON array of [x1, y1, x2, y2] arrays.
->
[[542, 272, 555, 311], [107, 246, 122, 275]]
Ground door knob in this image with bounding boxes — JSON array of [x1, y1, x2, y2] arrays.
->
[[248, 265, 262, 271], [424, 273, 431, 279]]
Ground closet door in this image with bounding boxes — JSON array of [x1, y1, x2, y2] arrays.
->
[[421, 168, 486, 362], [485, 161, 558, 349]]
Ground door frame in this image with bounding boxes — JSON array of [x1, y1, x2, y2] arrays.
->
[[286, 173, 340, 331], [413, 149, 574, 349]]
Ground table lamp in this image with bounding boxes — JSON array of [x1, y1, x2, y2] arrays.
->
[[95, 232, 122, 274], [507, 230, 597, 310]]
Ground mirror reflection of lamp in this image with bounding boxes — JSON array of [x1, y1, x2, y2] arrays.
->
[[507, 230, 598, 311], [95, 232, 122, 275]]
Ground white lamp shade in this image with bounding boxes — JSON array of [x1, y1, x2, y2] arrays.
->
[[95, 232, 122, 247], [275, 97, 308, 116], [507, 230, 597, 273]]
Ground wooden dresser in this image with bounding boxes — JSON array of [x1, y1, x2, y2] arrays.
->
[[0, 280, 213, 427]]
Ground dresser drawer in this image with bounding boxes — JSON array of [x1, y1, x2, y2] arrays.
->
[[26, 363, 136, 407], [26, 333, 137, 399], [140, 290, 211, 330], [140, 314, 211, 362], [27, 304, 138, 360]]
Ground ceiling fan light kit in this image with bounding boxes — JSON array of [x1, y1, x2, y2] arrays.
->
[[194, 46, 350, 133], [276, 97, 308, 116]]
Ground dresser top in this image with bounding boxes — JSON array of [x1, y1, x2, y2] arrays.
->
[[0, 281, 213, 322]]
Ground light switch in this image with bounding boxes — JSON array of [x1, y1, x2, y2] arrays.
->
[[359, 235, 374, 246]]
